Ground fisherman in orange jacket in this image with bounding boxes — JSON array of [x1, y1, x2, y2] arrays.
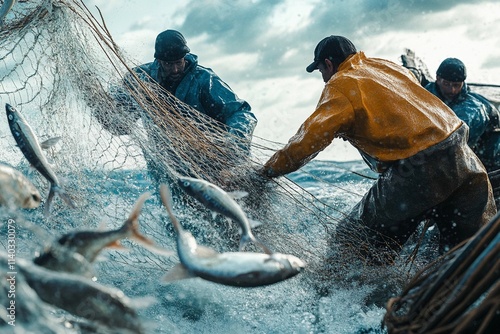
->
[[261, 36, 496, 264]]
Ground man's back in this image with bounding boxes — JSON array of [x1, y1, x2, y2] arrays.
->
[[322, 52, 462, 161]]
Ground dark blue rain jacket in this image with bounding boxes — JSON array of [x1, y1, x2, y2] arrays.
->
[[133, 53, 257, 139], [425, 82, 500, 171]]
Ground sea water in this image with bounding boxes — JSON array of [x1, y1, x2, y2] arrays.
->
[[1, 159, 407, 334]]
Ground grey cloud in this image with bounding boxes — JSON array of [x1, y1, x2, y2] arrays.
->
[[163, 0, 499, 84], [482, 55, 500, 70]]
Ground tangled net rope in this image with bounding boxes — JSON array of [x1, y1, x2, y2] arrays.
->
[[384, 212, 500, 333], [12, 0, 498, 301], [1, 0, 382, 278], [4, 1, 500, 332]]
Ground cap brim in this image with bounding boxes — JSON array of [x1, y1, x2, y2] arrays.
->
[[306, 60, 319, 73]]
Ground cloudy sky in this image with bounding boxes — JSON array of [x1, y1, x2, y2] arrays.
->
[[84, 0, 500, 160]]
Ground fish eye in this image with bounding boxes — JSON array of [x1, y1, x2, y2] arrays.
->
[[8, 114, 13, 120], [32, 194, 41, 202], [183, 181, 190, 187]]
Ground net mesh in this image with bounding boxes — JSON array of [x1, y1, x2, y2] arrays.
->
[[1, 0, 363, 278], [2, 0, 499, 279], [384, 212, 500, 334], [2, 0, 499, 331]]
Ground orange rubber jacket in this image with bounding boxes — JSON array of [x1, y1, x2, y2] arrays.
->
[[263, 51, 463, 176]]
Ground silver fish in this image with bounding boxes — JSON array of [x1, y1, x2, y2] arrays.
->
[[6, 103, 75, 215], [0, 255, 76, 332], [178, 176, 272, 254], [10, 256, 145, 333], [33, 191, 172, 275], [0, 162, 41, 209], [0, 0, 16, 25], [160, 184, 305, 287]]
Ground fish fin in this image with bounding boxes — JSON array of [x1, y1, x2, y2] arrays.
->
[[248, 219, 262, 229], [43, 186, 56, 217], [228, 191, 248, 200], [122, 191, 173, 257], [162, 263, 196, 283], [238, 235, 273, 254], [131, 231, 155, 246], [40, 136, 62, 150]]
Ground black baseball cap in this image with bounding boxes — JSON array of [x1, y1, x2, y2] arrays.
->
[[306, 36, 357, 73], [436, 58, 467, 82], [154, 30, 190, 61]]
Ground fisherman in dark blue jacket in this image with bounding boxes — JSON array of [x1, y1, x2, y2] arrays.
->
[[110, 29, 257, 140], [425, 58, 500, 172], [98, 30, 257, 189], [131, 30, 257, 139]]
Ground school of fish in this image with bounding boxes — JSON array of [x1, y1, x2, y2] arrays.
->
[[0, 102, 306, 332]]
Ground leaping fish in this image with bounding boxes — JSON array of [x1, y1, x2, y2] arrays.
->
[[0, 162, 41, 209], [160, 184, 305, 287], [0, 0, 16, 26], [6, 103, 75, 216], [177, 176, 273, 254], [34, 191, 173, 276]]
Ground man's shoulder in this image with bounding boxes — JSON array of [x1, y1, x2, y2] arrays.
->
[[461, 90, 486, 107], [133, 62, 155, 74], [424, 82, 439, 96], [190, 63, 217, 77]]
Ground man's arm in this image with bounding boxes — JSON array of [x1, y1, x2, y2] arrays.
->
[[202, 76, 257, 139], [262, 89, 353, 177]]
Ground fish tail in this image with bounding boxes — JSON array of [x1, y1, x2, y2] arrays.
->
[[43, 184, 76, 216], [253, 236, 273, 255], [159, 184, 183, 233], [124, 191, 174, 257], [55, 186, 76, 209], [124, 191, 154, 245], [43, 185, 56, 217], [239, 236, 251, 252], [241, 231, 273, 254]]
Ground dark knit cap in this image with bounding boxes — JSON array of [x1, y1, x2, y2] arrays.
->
[[306, 36, 357, 72], [436, 58, 467, 82], [154, 30, 190, 61]]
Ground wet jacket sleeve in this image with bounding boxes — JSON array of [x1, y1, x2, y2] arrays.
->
[[199, 75, 257, 139], [452, 98, 489, 147], [425, 83, 489, 147], [469, 92, 500, 171], [469, 91, 500, 132], [263, 87, 353, 177]]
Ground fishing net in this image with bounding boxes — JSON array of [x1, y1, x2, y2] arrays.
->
[[3, 0, 499, 332], [0, 0, 384, 280], [383, 211, 500, 334], [3, 0, 486, 289]]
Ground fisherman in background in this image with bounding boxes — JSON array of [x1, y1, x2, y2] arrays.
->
[[424, 58, 500, 172], [260, 35, 496, 265], [95, 29, 257, 188]]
